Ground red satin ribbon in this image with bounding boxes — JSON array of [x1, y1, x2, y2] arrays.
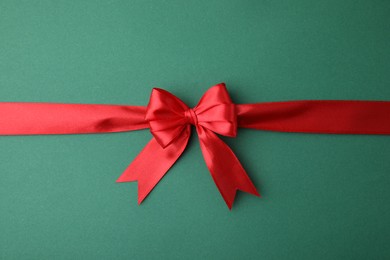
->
[[1, 83, 390, 209]]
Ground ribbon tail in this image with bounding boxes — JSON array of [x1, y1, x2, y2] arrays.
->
[[196, 126, 260, 209], [117, 127, 190, 204]]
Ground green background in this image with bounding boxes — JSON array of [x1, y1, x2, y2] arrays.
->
[[1, 0, 390, 259]]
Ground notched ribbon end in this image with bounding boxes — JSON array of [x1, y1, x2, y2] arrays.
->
[[116, 174, 135, 183], [116, 174, 151, 205], [116, 173, 146, 205], [227, 187, 261, 210]]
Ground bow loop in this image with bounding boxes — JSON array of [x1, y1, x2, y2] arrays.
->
[[194, 83, 237, 137], [146, 88, 189, 148]]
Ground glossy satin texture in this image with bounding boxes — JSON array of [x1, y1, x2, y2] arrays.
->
[[0, 103, 148, 135], [237, 100, 390, 134], [117, 83, 260, 209], [1, 83, 390, 209]]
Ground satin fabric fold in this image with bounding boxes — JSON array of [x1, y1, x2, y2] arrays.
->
[[1, 83, 389, 209]]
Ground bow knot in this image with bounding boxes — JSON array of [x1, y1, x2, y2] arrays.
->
[[184, 109, 198, 125]]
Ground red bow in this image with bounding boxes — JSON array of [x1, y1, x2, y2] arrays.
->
[[117, 83, 259, 209]]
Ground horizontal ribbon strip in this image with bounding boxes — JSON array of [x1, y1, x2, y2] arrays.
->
[[1, 83, 389, 209]]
